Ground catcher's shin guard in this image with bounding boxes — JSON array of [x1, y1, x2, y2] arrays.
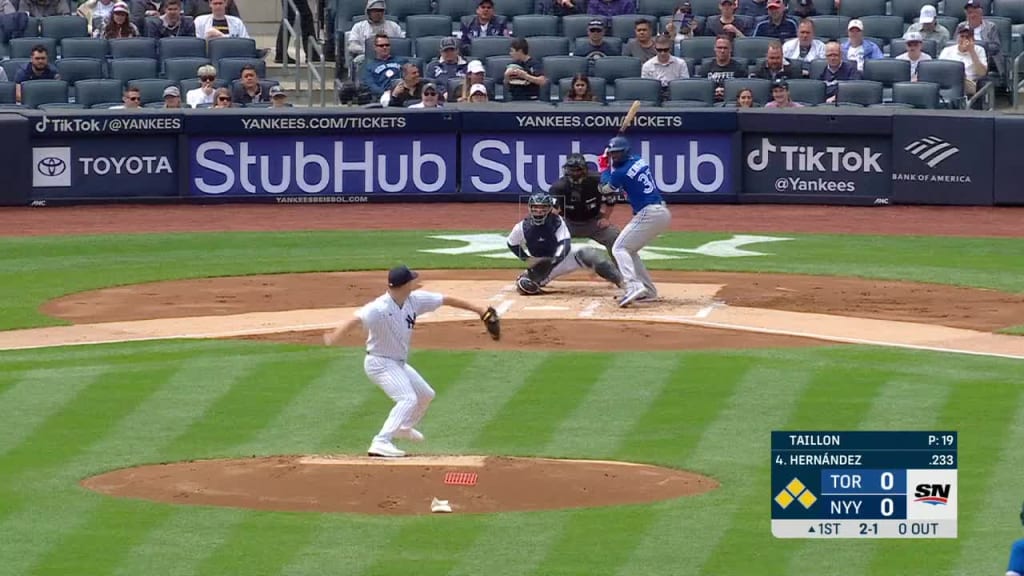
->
[[595, 259, 623, 287], [575, 246, 623, 287]]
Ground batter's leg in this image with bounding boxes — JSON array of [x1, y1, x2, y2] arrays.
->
[[364, 355, 417, 448], [612, 204, 672, 302], [400, 363, 435, 433]]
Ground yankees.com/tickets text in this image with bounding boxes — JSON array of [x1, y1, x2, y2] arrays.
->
[[515, 115, 683, 129], [241, 117, 408, 131]]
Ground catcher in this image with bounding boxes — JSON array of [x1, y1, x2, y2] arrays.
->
[[323, 264, 499, 458], [506, 192, 623, 296], [549, 153, 621, 259]]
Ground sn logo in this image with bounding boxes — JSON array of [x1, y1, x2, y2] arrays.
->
[[913, 483, 950, 506]]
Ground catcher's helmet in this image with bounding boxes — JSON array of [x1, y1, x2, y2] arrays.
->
[[606, 136, 631, 167], [562, 153, 588, 183], [527, 192, 554, 225]]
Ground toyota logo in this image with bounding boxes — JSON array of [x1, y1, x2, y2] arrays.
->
[[37, 156, 66, 177]]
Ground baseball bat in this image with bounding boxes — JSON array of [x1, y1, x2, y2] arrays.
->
[[618, 100, 642, 135]]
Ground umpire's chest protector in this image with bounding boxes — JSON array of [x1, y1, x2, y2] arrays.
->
[[522, 218, 561, 258]]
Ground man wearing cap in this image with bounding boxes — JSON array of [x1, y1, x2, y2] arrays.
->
[[363, 32, 406, 99], [765, 77, 803, 107], [959, 0, 1002, 77], [904, 5, 949, 44], [895, 31, 931, 82], [577, 18, 621, 72], [381, 61, 424, 107], [702, 35, 746, 101], [345, 0, 404, 81], [323, 265, 496, 459], [783, 19, 825, 64], [162, 85, 182, 108], [939, 22, 988, 97], [460, 0, 510, 57], [587, 0, 636, 18], [641, 34, 689, 101], [269, 85, 289, 107], [752, 0, 798, 41], [704, 0, 752, 39], [819, 40, 860, 102], [425, 37, 467, 100], [841, 19, 883, 72], [409, 83, 443, 108]]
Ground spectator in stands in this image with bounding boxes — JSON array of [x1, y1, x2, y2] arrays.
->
[[624, 18, 657, 60], [213, 86, 233, 107], [346, 0, 404, 79], [641, 34, 689, 101], [469, 83, 489, 102], [363, 32, 405, 98], [78, 0, 116, 36], [960, 0, 1002, 77], [841, 19, 882, 72], [14, 0, 70, 17], [132, 0, 163, 33], [791, 0, 818, 18], [904, 5, 949, 44], [535, 0, 583, 17], [194, 0, 247, 39], [425, 37, 467, 101], [753, 0, 798, 41], [896, 31, 930, 81], [381, 61, 424, 106], [269, 85, 289, 107], [186, 63, 218, 107], [940, 22, 988, 97], [113, 85, 142, 109], [738, 0, 767, 20], [409, 82, 443, 108], [504, 37, 546, 101], [666, 2, 701, 41], [146, 0, 195, 37], [460, 0, 510, 57], [750, 40, 799, 80], [565, 73, 598, 101], [765, 77, 802, 106], [184, 0, 239, 18], [704, 0, 752, 40], [588, 0, 635, 18], [820, 40, 860, 102], [454, 59, 488, 101], [231, 64, 266, 105], [735, 86, 755, 106], [101, 2, 139, 38], [162, 85, 182, 108], [578, 19, 620, 74], [703, 35, 746, 102], [13, 44, 59, 104], [783, 19, 825, 65]]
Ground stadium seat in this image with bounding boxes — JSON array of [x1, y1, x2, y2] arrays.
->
[[163, 57, 212, 82], [541, 55, 588, 83], [10, 37, 58, 60], [109, 58, 159, 85], [724, 77, 771, 105], [1, 60, 28, 82], [935, 16, 960, 35], [67, 78, 120, 108], [109, 37, 158, 60], [733, 37, 773, 61], [524, 36, 570, 59], [789, 0, 835, 15], [41, 15, 89, 44], [611, 77, 661, 103], [859, 15, 906, 47], [678, 36, 717, 60], [563, 14, 596, 40], [405, 15, 454, 38], [216, 58, 266, 81], [511, 14, 559, 37], [557, 75, 607, 101], [891, 80, 941, 108], [363, 37, 414, 57], [838, 0, 887, 18], [386, 0, 432, 21], [207, 37, 258, 62], [638, 0, 680, 17], [666, 77, 715, 105], [574, 37, 623, 56], [993, 0, 1024, 24], [689, 0, 723, 17], [159, 37, 207, 60], [890, 38, 938, 58], [470, 36, 513, 59], [55, 57, 104, 85], [891, 0, 931, 23], [485, 55, 513, 80], [38, 102, 84, 109], [946, 0, 991, 22], [0, 81, 16, 104], [916, 59, 965, 108], [20, 79, 68, 108], [808, 16, 851, 41], [786, 78, 827, 105], [493, 0, 535, 19], [23, 16, 41, 37], [415, 36, 447, 59], [128, 78, 176, 104], [592, 55, 643, 83], [60, 37, 109, 60], [863, 58, 910, 100], [836, 79, 883, 106], [612, 14, 658, 39], [437, 0, 478, 21]]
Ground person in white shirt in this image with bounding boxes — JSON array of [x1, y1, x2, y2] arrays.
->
[[323, 265, 496, 458], [895, 32, 931, 82], [186, 64, 219, 108], [194, 0, 248, 39], [782, 19, 825, 64], [841, 19, 883, 72], [641, 34, 689, 100], [939, 23, 988, 96]]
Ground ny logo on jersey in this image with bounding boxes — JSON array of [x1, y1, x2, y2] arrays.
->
[[405, 313, 417, 329]]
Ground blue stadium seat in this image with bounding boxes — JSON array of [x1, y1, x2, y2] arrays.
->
[[638, 0, 681, 17], [541, 55, 588, 84], [20, 79, 69, 108], [10, 37, 58, 60], [109, 58, 159, 86], [724, 77, 771, 105], [415, 36, 447, 59], [55, 57, 104, 85], [41, 15, 89, 43], [891, 80, 941, 108], [808, 16, 851, 41], [207, 37, 258, 62], [511, 14, 559, 37], [836, 79, 883, 106], [1, 59, 29, 81], [916, 59, 965, 108], [859, 15, 906, 47], [470, 36, 513, 59], [733, 37, 774, 61], [611, 77, 662, 104], [689, 0, 723, 17], [386, 0, 433, 21], [128, 78, 176, 104], [524, 36, 570, 60], [592, 55, 643, 83], [405, 15, 454, 38], [158, 37, 207, 60], [666, 77, 715, 105], [563, 14, 596, 40], [678, 36, 717, 60], [891, 0, 931, 23], [493, 0, 535, 19], [786, 78, 827, 105], [73, 78, 123, 108], [163, 57, 212, 82], [0, 81, 16, 104], [838, 0, 887, 18], [60, 37, 109, 60], [437, 0, 478, 21], [109, 37, 158, 60]]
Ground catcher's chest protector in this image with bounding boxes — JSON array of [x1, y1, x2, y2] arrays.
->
[[521, 217, 561, 258]]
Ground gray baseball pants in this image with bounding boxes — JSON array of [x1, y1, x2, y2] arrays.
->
[[612, 203, 672, 297]]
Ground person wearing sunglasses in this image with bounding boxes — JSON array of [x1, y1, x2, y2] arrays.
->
[[363, 32, 405, 99], [112, 85, 142, 109], [213, 87, 234, 108], [640, 34, 689, 102], [408, 82, 442, 108], [186, 64, 218, 108]]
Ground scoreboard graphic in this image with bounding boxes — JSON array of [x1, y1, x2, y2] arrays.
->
[[771, 431, 958, 539]]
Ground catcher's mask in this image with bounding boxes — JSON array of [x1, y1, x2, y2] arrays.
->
[[562, 153, 588, 184], [606, 136, 631, 168], [527, 192, 554, 225]]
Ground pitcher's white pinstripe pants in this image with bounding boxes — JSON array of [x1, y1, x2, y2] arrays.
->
[[364, 355, 435, 444]]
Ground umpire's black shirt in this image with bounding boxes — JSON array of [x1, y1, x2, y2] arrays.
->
[[549, 174, 613, 222]]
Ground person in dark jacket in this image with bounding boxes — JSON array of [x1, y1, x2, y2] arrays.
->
[[144, 0, 195, 37], [752, 0, 798, 41], [460, 0, 509, 57], [424, 36, 467, 100], [819, 40, 861, 102], [750, 40, 800, 80], [362, 32, 405, 97], [588, 0, 635, 17]]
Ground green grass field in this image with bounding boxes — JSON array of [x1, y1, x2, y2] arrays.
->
[[0, 229, 1022, 576]]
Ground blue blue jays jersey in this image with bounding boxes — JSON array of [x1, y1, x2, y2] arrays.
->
[[1008, 538, 1024, 575], [601, 155, 664, 214]]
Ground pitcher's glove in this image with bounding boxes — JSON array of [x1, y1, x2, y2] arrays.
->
[[481, 306, 501, 341]]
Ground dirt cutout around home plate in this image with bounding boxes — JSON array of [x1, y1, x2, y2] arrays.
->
[[80, 455, 720, 515]]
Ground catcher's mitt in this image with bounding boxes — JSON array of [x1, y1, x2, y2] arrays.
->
[[526, 256, 556, 283], [481, 306, 501, 340]]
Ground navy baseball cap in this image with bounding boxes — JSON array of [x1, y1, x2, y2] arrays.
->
[[388, 265, 419, 287]]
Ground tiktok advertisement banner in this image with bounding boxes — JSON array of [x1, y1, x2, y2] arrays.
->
[[188, 133, 457, 201], [459, 133, 736, 199]]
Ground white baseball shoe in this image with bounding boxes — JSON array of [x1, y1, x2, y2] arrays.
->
[[618, 285, 648, 308], [394, 427, 424, 442], [367, 440, 406, 458]]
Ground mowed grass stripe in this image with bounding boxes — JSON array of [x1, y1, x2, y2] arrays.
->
[[280, 516, 400, 576], [112, 508, 250, 576], [785, 372, 956, 576], [950, 387, 1024, 576], [471, 353, 614, 455], [0, 367, 104, 458], [446, 513, 572, 576], [193, 512, 321, 576], [359, 515, 492, 576], [617, 360, 814, 575], [0, 498, 103, 576]]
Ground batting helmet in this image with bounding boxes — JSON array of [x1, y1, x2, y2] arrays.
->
[[562, 153, 588, 183], [516, 273, 541, 295], [606, 136, 631, 167], [527, 192, 554, 225]]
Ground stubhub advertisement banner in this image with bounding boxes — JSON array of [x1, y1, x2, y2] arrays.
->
[[189, 133, 457, 198], [31, 137, 178, 200], [459, 133, 734, 197]]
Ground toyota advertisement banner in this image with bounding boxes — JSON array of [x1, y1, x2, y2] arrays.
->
[[31, 137, 179, 200]]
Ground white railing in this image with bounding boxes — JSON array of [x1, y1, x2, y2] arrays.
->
[[280, 0, 329, 107]]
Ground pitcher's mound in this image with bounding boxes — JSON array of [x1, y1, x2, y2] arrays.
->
[[80, 455, 719, 515]]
